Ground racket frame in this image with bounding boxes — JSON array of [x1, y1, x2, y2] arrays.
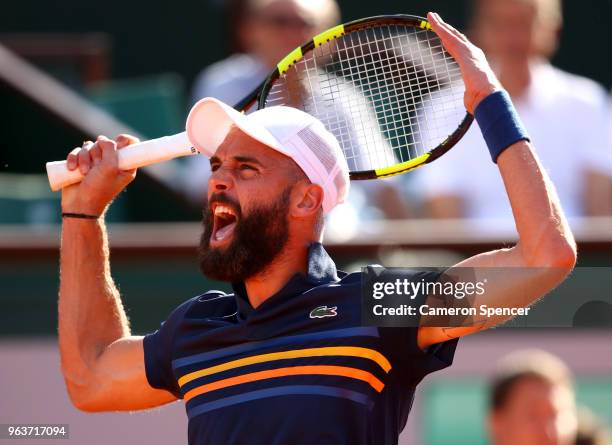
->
[[235, 14, 474, 180]]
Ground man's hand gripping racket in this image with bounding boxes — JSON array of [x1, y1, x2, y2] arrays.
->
[[426, 12, 501, 113], [48, 12, 501, 200]]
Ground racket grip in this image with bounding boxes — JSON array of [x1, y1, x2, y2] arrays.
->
[[46, 132, 197, 191]]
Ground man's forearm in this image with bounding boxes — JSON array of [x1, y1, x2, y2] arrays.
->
[[497, 140, 576, 266], [419, 13, 577, 348], [58, 217, 130, 387]]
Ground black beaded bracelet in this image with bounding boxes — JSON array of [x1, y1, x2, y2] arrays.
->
[[61, 212, 100, 220]]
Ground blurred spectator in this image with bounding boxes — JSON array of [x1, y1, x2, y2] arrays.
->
[[412, 0, 612, 228], [181, 0, 340, 204], [191, 0, 340, 107], [487, 349, 578, 445]]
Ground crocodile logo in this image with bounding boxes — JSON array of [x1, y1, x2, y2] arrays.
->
[[309, 305, 338, 319]]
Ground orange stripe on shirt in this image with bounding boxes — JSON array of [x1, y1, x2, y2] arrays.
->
[[178, 346, 392, 387], [183, 365, 385, 402]]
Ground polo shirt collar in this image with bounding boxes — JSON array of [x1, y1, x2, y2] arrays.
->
[[231, 242, 339, 318]]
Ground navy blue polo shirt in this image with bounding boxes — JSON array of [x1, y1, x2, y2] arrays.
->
[[144, 243, 458, 445]]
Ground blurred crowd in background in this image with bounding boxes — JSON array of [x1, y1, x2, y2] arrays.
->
[[0, 0, 610, 228], [181, 0, 612, 238], [486, 350, 611, 445]]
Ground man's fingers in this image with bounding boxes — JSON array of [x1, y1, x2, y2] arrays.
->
[[427, 13, 457, 50], [67, 140, 93, 170], [431, 13, 468, 41], [77, 143, 93, 175], [115, 134, 140, 149], [67, 147, 81, 170], [427, 12, 470, 64], [88, 141, 102, 166], [427, 12, 464, 50], [427, 12, 452, 37], [428, 11, 501, 113], [97, 135, 118, 164]]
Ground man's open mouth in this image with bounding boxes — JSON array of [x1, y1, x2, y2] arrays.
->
[[211, 203, 238, 245]]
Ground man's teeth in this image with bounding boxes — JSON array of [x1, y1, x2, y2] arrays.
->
[[214, 205, 235, 217], [212, 203, 237, 242]]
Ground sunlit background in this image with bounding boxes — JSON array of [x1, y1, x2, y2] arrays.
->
[[1, 0, 610, 444]]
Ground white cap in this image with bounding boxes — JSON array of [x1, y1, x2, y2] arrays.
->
[[186, 97, 350, 214]]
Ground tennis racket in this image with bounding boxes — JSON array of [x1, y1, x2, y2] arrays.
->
[[46, 14, 472, 190]]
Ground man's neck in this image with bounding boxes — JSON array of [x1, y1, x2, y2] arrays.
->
[[244, 242, 310, 309]]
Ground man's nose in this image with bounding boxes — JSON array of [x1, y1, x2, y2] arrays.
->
[[209, 168, 234, 192]]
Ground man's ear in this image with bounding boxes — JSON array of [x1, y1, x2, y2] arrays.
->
[[290, 183, 324, 218]]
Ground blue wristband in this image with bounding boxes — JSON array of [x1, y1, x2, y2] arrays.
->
[[474, 90, 530, 163]]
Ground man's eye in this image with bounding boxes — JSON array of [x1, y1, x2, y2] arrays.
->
[[210, 164, 220, 172], [240, 164, 256, 171]]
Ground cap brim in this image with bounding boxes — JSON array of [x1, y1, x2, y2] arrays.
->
[[186, 98, 282, 157]]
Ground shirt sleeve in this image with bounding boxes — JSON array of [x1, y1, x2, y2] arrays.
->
[[143, 298, 196, 398], [379, 270, 459, 386]]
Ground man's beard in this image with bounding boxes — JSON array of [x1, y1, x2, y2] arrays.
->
[[198, 188, 292, 282]]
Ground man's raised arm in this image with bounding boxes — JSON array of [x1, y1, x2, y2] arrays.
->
[[418, 13, 577, 349], [59, 135, 176, 411]]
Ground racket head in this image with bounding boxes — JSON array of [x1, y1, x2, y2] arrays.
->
[[252, 14, 473, 180]]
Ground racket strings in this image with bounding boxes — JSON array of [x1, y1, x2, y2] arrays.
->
[[265, 23, 467, 172], [367, 26, 465, 146], [364, 28, 434, 159]]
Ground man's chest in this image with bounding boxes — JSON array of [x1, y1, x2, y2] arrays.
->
[[168, 286, 395, 416]]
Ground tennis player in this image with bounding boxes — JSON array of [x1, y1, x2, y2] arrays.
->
[[57, 13, 576, 444]]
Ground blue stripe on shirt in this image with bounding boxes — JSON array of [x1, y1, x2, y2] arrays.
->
[[172, 326, 379, 370], [187, 384, 373, 419]]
